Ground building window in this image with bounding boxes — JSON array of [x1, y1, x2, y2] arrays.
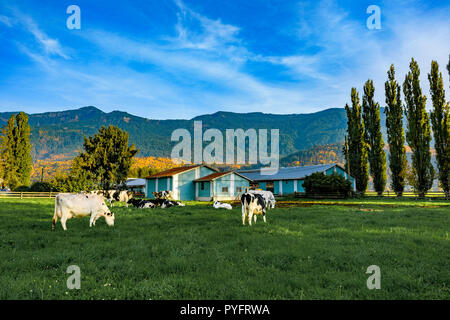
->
[[266, 181, 274, 193], [222, 187, 228, 193], [285, 180, 289, 184], [201, 182, 205, 190], [236, 187, 242, 193]]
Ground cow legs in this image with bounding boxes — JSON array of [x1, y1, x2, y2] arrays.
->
[[92, 214, 102, 226], [242, 206, 247, 225], [253, 215, 257, 223], [89, 211, 99, 227], [52, 207, 59, 231], [263, 210, 267, 223], [248, 210, 254, 226], [60, 209, 68, 231]]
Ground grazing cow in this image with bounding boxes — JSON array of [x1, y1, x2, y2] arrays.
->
[[241, 192, 267, 226], [249, 190, 276, 209], [152, 190, 173, 200], [52, 193, 114, 231], [213, 201, 232, 210]]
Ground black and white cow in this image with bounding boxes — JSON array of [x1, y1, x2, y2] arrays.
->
[[249, 190, 276, 209], [241, 192, 267, 226], [127, 198, 155, 208], [127, 198, 184, 209], [152, 190, 173, 200]]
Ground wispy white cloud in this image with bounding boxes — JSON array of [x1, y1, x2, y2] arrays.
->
[[0, 15, 12, 27], [6, 8, 70, 60], [172, 0, 241, 52], [2, 0, 449, 118]]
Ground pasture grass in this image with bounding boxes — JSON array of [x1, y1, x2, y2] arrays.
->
[[0, 198, 448, 299]]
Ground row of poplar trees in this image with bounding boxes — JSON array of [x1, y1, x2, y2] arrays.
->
[[344, 56, 450, 198], [0, 112, 32, 190]]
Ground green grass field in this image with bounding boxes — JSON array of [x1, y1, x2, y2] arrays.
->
[[0, 198, 448, 299]]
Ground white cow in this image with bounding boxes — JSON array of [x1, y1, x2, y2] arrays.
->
[[249, 190, 276, 209], [52, 193, 115, 231], [241, 192, 267, 226], [213, 201, 232, 210]]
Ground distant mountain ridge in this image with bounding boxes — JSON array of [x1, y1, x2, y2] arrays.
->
[[0, 106, 388, 161]]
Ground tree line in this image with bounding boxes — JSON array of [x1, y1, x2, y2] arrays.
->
[[344, 57, 450, 198], [0, 122, 138, 192]]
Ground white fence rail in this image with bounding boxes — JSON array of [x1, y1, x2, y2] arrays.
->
[[0, 192, 56, 199]]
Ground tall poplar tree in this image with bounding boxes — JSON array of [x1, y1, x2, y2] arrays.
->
[[403, 58, 434, 197], [344, 88, 369, 195], [0, 115, 19, 189], [362, 79, 387, 196], [384, 65, 407, 196], [14, 112, 32, 187], [428, 61, 450, 198], [0, 113, 32, 189]]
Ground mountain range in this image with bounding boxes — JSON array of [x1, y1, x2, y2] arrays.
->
[[0, 106, 389, 161]]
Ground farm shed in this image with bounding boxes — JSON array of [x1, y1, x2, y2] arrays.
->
[[145, 165, 218, 200], [238, 164, 355, 195], [125, 178, 146, 194], [194, 171, 251, 201]]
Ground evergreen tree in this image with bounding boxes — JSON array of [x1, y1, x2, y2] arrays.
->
[[75, 125, 138, 190], [403, 58, 434, 197], [344, 88, 369, 194], [14, 112, 32, 186], [384, 65, 407, 196], [428, 61, 450, 198], [362, 79, 387, 196]]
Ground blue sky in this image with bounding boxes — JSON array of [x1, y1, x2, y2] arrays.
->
[[0, 0, 449, 119]]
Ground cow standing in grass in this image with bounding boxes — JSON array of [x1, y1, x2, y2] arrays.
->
[[52, 193, 115, 231], [241, 192, 267, 226], [249, 190, 276, 209]]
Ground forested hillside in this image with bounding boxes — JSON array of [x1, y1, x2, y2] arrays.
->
[[0, 106, 388, 161]]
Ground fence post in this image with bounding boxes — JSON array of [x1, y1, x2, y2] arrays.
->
[[49, 191, 52, 198], [20, 192, 23, 199]]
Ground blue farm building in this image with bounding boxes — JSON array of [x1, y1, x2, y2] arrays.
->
[[238, 163, 355, 196], [145, 165, 251, 201]]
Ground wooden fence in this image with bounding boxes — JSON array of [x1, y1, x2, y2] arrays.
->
[[294, 191, 448, 199], [0, 192, 56, 199]]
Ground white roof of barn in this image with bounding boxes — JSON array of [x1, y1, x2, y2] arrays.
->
[[126, 178, 146, 187], [238, 164, 342, 181]]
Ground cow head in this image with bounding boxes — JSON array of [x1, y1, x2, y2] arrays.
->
[[104, 212, 115, 226]]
